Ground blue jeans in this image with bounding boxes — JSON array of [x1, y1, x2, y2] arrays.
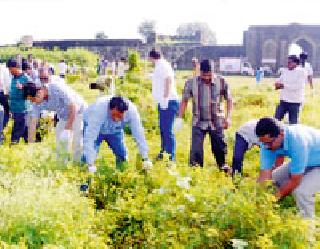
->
[[11, 112, 27, 144], [275, 100, 301, 124], [158, 100, 179, 161], [232, 133, 249, 175], [94, 132, 127, 170]]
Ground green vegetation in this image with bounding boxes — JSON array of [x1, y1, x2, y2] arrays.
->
[[0, 53, 319, 247]]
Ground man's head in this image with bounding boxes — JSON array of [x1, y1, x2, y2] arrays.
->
[[22, 61, 32, 73], [287, 55, 299, 70], [192, 57, 198, 68], [149, 49, 161, 64], [255, 117, 284, 151], [200, 59, 212, 83], [109, 96, 129, 121], [39, 68, 49, 84], [7, 58, 21, 76], [23, 83, 47, 104]]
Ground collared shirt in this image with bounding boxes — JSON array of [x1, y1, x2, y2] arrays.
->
[[260, 125, 320, 174], [9, 74, 28, 113], [30, 83, 87, 120], [182, 76, 231, 130], [237, 120, 259, 149], [83, 96, 148, 165], [152, 59, 178, 104], [278, 67, 306, 103]]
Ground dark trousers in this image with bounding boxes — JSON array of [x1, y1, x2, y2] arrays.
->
[[232, 133, 249, 175], [275, 100, 301, 124], [11, 113, 27, 144], [190, 126, 226, 168], [0, 92, 9, 128], [158, 100, 179, 161]]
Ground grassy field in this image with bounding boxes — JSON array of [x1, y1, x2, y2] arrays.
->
[[0, 71, 319, 248]]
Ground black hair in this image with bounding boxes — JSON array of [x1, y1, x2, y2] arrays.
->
[[23, 82, 39, 99], [6, 58, 18, 68], [255, 117, 283, 138], [299, 52, 308, 60], [22, 61, 31, 71], [149, 49, 161, 59], [109, 96, 129, 113], [200, 59, 211, 73], [288, 55, 300, 65]]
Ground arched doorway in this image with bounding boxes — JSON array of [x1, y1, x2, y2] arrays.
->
[[294, 38, 314, 61]]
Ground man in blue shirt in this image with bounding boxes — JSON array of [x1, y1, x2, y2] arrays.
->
[[8, 59, 29, 144], [83, 96, 152, 172], [256, 117, 320, 219]]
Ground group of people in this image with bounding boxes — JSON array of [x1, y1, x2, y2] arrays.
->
[[0, 49, 320, 220], [96, 57, 126, 80], [150, 49, 320, 220]]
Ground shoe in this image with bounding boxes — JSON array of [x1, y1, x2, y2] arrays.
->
[[80, 184, 89, 192], [155, 152, 164, 161], [219, 164, 231, 174]]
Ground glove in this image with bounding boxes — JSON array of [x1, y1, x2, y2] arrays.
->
[[142, 160, 153, 171], [59, 129, 71, 143], [174, 118, 183, 131], [88, 164, 97, 173], [159, 98, 169, 110]]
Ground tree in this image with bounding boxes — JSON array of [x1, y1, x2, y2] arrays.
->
[[95, 31, 108, 39], [176, 22, 217, 45], [137, 20, 156, 41]]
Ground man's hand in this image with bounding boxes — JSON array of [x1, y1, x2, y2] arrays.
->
[[59, 129, 71, 143], [88, 164, 97, 173], [275, 82, 284, 90], [16, 82, 23, 90], [174, 117, 183, 131], [222, 117, 231, 129], [142, 159, 153, 171]]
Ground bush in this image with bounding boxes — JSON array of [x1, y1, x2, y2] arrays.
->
[[128, 50, 141, 71]]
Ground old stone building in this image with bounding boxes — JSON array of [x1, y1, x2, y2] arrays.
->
[[32, 23, 320, 73]]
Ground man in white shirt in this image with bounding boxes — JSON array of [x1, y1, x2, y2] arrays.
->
[[149, 49, 179, 161], [274, 55, 305, 124], [299, 52, 313, 89], [0, 62, 11, 128], [117, 58, 126, 82], [58, 59, 67, 78]]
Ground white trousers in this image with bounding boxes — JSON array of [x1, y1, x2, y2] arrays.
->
[[56, 112, 83, 162], [272, 163, 320, 219]]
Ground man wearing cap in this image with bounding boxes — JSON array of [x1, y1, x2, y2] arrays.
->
[[274, 55, 306, 125], [83, 96, 152, 173], [176, 59, 232, 170], [7, 59, 29, 144], [256, 117, 320, 219]]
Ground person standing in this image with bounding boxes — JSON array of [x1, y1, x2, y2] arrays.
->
[[176, 59, 232, 170], [192, 57, 200, 77], [58, 59, 67, 78], [149, 49, 179, 161], [8, 59, 29, 144], [274, 55, 305, 125], [0, 61, 11, 129], [256, 117, 320, 219]]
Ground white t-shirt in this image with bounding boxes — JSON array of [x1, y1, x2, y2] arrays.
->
[[117, 62, 125, 77], [151, 59, 178, 104], [237, 120, 259, 149], [0, 64, 11, 94], [58, 62, 67, 75], [299, 62, 313, 84], [278, 67, 306, 103]]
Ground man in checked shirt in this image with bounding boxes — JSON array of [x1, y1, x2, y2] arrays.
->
[[176, 59, 232, 171]]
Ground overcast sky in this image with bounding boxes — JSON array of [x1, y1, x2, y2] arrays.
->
[[1, 0, 320, 45]]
